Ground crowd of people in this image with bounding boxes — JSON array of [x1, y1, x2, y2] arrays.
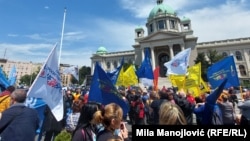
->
[[0, 83, 249, 141]]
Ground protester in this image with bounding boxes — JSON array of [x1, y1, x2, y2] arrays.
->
[[217, 93, 236, 125], [40, 105, 66, 141], [72, 101, 103, 141], [0, 89, 39, 141], [92, 103, 128, 141], [237, 90, 250, 125], [0, 85, 16, 112], [65, 100, 81, 133], [159, 101, 187, 125]]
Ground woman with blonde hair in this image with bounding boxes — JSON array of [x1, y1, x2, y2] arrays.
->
[[92, 103, 128, 141], [159, 101, 187, 125]]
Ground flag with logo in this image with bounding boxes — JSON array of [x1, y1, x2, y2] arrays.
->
[[88, 62, 129, 115], [136, 48, 154, 86], [27, 44, 64, 121], [207, 56, 239, 89], [164, 48, 191, 76], [63, 65, 79, 81], [8, 65, 17, 86]]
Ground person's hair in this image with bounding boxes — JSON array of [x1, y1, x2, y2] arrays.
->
[[7, 85, 16, 93], [11, 89, 27, 103], [92, 103, 123, 129], [159, 101, 187, 125], [75, 101, 102, 129]]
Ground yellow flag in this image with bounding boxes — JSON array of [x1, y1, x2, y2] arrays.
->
[[122, 65, 138, 87], [116, 66, 124, 86], [169, 74, 186, 90]]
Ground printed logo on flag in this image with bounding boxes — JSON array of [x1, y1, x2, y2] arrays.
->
[[171, 60, 180, 67], [98, 79, 122, 99]]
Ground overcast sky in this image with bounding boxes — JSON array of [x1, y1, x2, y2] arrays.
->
[[0, 0, 249, 67]]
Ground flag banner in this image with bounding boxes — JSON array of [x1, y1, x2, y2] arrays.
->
[[123, 65, 138, 87], [164, 48, 191, 76], [107, 57, 124, 85], [153, 66, 160, 91], [88, 62, 129, 115], [63, 65, 79, 81], [8, 65, 17, 85], [25, 97, 46, 133], [115, 66, 124, 86], [27, 44, 64, 121], [169, 74, 186, 90], [185, 63, 201, 97], [136, 48, 154, 86], [0, 67, 10, 88], [207, 56, 240, 89]]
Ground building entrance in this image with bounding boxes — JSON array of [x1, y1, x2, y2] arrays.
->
[[158, 53, 169, 77]]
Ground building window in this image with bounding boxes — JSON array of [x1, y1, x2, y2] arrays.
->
[[170, 19, 176, 29], [235, 51, 242, 61], [107, 62, 110, 69], [239, 65, 247, 76], [113, 61, 117, 68], [157, 20, 166, 30], [222, 52, 228, 57], [149, 24, 154, 33], [173, 45, 181, 55], [183, 24, 189, 30]]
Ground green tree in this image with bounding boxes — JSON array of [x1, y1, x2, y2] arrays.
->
[[71, 66, 91, 85], [194, 49, 224, 81]]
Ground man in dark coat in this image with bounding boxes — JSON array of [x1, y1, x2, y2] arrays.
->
[[0, 89, 39, 141]]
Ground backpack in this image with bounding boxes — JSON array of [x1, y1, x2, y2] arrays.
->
[[211, 106, 223, 125], [134, 102, 145, 119]]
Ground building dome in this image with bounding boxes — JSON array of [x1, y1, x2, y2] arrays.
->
[[96, 46, 107, 54], [181, 16, 190, 22], [148, 1, 176, 19]]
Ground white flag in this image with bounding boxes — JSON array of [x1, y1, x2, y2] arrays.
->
[[27, 43, 64, 121], [164, 48, 191, 76], [62, 65, 79, 81]]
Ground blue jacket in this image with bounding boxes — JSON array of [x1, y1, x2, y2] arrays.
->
[[0, 104, 39, 141]]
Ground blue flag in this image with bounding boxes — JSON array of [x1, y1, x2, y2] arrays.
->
[[0, 67, 10, 89], [207, 56, 239, 89], [25, 97, 46, 134], [107, 57, 124, 85], [88, 62, 129, 115], [136, 48, 154, 86], [8, 65, 17, 85]]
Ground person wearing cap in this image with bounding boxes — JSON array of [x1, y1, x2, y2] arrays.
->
[[0, 89, 39, 141]]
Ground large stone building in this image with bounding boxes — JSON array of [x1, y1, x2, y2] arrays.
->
[[0, 59, 73, 87], [91, 0, 250, 87]]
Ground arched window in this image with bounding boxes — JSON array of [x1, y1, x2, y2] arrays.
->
[[235, 51, 242, 61], [239, 65, 247, 76], [222, 52, 228, 57]]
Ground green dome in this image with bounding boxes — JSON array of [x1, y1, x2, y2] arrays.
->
[[148, 3, 176, 19], [181, 16, 190, 22], [135, 26, 144, 31], [96, 46, 107, 54]]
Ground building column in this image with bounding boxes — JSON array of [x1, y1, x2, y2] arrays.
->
[[141, 48, 145, 61], [169, 45, 174, 59], [150, 47, 155, 70], [181, 44, 185, 51]]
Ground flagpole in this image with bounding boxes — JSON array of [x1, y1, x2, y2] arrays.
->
[[58, 7, 67, 66]]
